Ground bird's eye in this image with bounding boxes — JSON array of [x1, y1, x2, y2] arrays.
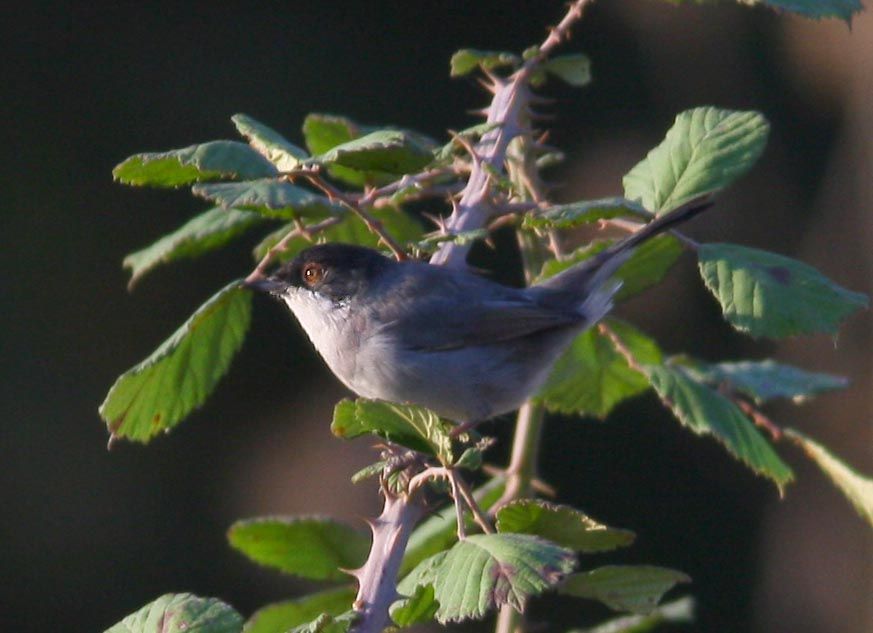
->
[[302, 262, 325, 286]]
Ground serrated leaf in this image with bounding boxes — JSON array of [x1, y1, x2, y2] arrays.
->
[[536, 319, 661, 418], [227, 517, 368, 581], [577, 596, 695, 633], [536, 235, 684, 302], [401, 477, 505, 576], [252, 207, 423, 264], [450, 49, 520, 77], [193, 179, 341, 219], [287, 612, 356, 633], [332, 399, 454, 464], [243, 587, 355, 633], [698, 243, 868, 338], [684, 359, 847, 403], [113, 141, 277, 188], [542, 53, 591, 87], [561, 566, 689, 615], [316, 130, 434, 175], [398, 533, 575, 623], [232, 114, 309, 171], [105, 593, 243, 633], [524, 197, 649, 230], [623, 107, 768, 211], [99, 283, 251, 442], [785, 429, 873, 527], [391, 584, 439, 627], [496, 500, 635, 553], [643, 363, 794, 489], [124, 207, 268, 289]]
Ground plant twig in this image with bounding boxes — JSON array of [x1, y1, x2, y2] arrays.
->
[[246, 216, 342, 282], [734, 397, 784, 441]]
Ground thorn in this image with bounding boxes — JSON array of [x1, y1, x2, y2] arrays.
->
[[340, 566, 365, 581], [528, 93, 556, 106], [353, 599, 367, 612], [481, 68, 506, 90], [536, 130, 551, 145], [106, 433, 119, 451], [476, 77, 498, 95], [466, 107, 491, 118]]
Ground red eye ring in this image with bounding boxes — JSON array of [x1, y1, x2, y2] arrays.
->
[[302, 262, 325, 286]]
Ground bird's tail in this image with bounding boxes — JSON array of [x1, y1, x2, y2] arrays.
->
[[537, 193, 715, 297]]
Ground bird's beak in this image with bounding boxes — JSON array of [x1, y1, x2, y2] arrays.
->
[[243, 276, 288, 295]]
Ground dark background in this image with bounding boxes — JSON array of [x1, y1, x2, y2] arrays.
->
[[2, 2, 871, 632]]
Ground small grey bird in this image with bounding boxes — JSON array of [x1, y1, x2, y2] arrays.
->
[[246, 197, 711, 423]]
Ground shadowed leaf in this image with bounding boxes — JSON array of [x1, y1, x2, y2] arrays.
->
[[450, 49, 520, 77], [561, 566, 689, 615], [124, 207, 268, 289], [577, 596, 695, 633], [390, 585, 439, 627], [193, 179, 341, 219], [644, 363, 794, 489], [524, 197, 649, 230], [99, 283, 251, 442], [398, 533, 575, 623], [243, 587, 355, 633], [497, 500, 635, 553], [228, 517, 368, 581], [105, 593, 243, 633], [698, 243, 868, 338], [624, 107, 768, 212], [113, 141, 276, 187]]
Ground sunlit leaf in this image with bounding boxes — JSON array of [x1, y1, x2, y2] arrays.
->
[[623, 107, 768, 211], [232, 113, 309, 171], [99, 283, 251, 442], [644, 363, 794, 489], [536, 320, 661, 418], [398, 533, 575, 623], [105, 593, 243, 633], [193, 179, 341, 219], [496, 500, 635, 553], [332, 399, 454, 464], [243, 587, 355, 633], [450, 49, 520, 77], [227, 517, 368, 581], [316, 130, 434, 175], [124, 207, 268, 289], [683, 358, 847, 403], [113, 141, 276, 187], [786, 429, 873, 527], [698, 243, 868, 338], [390, 584, 439, 627], [561, 566, 689, 615], [542, 53, 591, 87]]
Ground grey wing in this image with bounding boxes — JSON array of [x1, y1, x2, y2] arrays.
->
[[370, 264, 584, 351]]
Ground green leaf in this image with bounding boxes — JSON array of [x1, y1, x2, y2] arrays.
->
[[105, 593, 243, 633], [536, 236, 684, 302], [450, 49, 520, 77], [535, 319, 662, 418], [113, 141, 277, 188], [99, 283, 251, 442], [243, 587, 355, 633], [785, 429, 873, 527], [398, 533, 575, 623], [561, 566, 690, 615], [332, 399, 455, 464], [252, 207, 424, 264], [643, 363, 794, 489], [401, 477, 505, 576], [193, 179, 341, 219], [542, 53, 591, 87], [578, 596, 695, 633], [749, 0, 862, 23], [287, 612, 356, 633], [623, 107, 769, 211], [391, 584, 439, 627], [227, 517, 369, 581], [124, 207, 268, 289], [496, 500, 635, 553], [524, 197, 649, 230], [698, 243, 868, 338], [684, 359, 847, 404], [232, 113, 309, 171], [316, 130, 434, 175]]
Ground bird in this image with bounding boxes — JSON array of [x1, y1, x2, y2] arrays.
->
[[245, 196, 712, 424]]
